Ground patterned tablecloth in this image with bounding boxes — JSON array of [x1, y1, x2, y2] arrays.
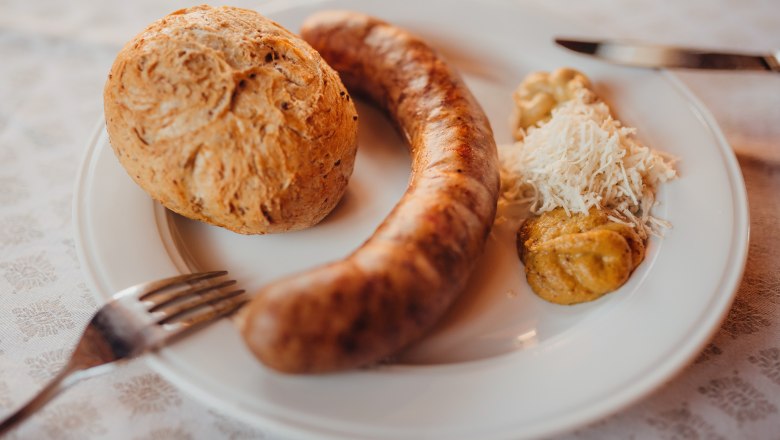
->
[[0, 0, 778, 438]]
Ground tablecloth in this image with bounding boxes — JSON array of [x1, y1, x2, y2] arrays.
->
[[0, 0, 778, 438]]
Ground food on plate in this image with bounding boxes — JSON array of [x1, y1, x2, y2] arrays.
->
[[237, 11, 500, 373], [103, 5, 358, 234], [509, 68, 592, 140], [500, 68, 676, 304], [518, 207, 645, 304]]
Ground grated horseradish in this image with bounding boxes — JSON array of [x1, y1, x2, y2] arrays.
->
[[499, 89, 677, 238]]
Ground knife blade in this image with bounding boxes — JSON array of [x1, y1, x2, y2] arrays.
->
[[555, 38, 780, 73]]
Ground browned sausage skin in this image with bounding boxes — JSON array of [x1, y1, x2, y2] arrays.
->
[[238, 11, 500, 373]]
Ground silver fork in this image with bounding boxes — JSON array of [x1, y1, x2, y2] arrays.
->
[[0, 271, 246, 436]]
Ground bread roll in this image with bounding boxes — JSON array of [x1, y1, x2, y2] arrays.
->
[[104, 5, 358, 234]]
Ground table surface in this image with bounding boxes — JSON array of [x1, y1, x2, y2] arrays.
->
[[1, 0, 778, 438]]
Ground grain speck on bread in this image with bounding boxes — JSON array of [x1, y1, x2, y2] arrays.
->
[[104, 5, 359, 234]]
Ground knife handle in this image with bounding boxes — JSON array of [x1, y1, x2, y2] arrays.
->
[[768, 50, 780, 72]]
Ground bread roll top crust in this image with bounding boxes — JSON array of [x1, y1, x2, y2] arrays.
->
[[104, 5, 358, 234]]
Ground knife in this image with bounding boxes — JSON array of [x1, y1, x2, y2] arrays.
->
[[555, 38, 780, 73]]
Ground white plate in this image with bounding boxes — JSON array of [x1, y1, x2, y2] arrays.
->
[[74, 0, 749, 438]]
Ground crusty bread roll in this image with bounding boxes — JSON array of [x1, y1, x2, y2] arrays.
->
[[104, 5, 358, 234]]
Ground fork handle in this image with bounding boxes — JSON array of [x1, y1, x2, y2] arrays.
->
[[0, 323, 122, 435], [0, 362, 99, 436]]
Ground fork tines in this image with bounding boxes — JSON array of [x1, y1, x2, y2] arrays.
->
[[122, 271, 247, 329]]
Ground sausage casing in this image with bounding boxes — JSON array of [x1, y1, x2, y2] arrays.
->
[[238, 11, 500, 373]]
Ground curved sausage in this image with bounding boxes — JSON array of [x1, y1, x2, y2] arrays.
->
[[238, 11, 500, 373]]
